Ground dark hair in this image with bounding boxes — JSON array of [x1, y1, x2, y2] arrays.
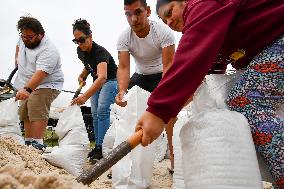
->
[[156, 0, 183, 14], [124, 0, 147, 7], [17, 16, 45, 34], [72, 18, 92, 36]]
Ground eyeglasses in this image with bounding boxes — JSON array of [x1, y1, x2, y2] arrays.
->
[[72, 36, 89, 44], [19, 33, 38, 41]]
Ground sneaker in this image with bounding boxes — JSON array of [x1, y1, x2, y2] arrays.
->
[[167, 167, 174, 175], [25, 141, 32, 146], [30, 141, 47, 152], [88, 145, 103, 162]]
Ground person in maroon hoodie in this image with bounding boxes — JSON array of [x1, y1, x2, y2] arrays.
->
[[135, 0, 284, 188]]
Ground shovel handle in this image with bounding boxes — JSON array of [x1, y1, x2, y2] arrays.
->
[[6, 67, 18, 85], [76, 129, 144, 184], [127, 129, 143, 149], [72, 82, 84, 100]]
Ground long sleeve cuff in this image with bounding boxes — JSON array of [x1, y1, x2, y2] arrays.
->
[[146, 105, 172, 124]]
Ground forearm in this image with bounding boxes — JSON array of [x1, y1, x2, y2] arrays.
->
[[162, 45, 175, 77], [79, 68, 89, 80], [15, 45, 19, 66], [162, 64, 171, 77], [25, 70, 48, 90], [117, 66, 130, 93], [83, 77, 106, 99]]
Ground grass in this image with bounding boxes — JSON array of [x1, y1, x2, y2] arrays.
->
[[43, 128, 95, 148], [43, 129, 59, 147]]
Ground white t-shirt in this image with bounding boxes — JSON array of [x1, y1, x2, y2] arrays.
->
[[117, 20, 175, 75], [14, 36, 64, 91]]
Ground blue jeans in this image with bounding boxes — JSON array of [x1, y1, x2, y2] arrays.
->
[[91, 79, 117, 146]]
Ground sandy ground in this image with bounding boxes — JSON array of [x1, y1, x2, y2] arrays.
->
[[0, 137, 273, 189], [84, 158, 173, 189], [0, 137, 172, 189]]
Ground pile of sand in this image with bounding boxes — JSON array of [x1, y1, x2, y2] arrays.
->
[[0, 137, 172, 189]]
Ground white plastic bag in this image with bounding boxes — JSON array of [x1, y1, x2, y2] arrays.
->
[[112, 86, 160, 189], [102, 121, 117, 157], [172, 109, 191, 189], [43, 105, 89, 176], [0, 98, 24, 144], [178, 73, 262, 188], [154, 131, 168, 163], [180, 109, 262, 189], [103, 110, 167, 163]]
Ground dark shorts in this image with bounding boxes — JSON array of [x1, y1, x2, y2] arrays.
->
[[128, 72, 162, 92]]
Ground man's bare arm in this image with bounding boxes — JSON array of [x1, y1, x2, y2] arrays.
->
[[162, 45, 175, 76]]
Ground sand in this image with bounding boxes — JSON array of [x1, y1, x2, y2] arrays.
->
[[0, 137, 273, 189], [0, 137, 172, 189]]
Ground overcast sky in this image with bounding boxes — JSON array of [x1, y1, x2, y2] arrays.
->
[[0, 0, 181, 93]]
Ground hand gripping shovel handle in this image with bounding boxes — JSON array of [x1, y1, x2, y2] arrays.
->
[[72, 82, 84, 100], [76, 129, 143, 185]]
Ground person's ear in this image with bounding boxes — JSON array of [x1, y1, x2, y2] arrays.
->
[[146, 6, 151, 17]]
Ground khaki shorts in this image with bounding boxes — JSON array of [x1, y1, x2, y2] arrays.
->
[[18, 88, 60, 121]]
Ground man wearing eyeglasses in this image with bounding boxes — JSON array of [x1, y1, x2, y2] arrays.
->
[[14, 16, 64, 151]]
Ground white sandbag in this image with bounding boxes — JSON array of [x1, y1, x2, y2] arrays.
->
[[172, 109, 191, 189], [43, 105, 89, 176], [42, 144, 88, 176], [54, 106, 85, 139], [102, 103, 126, 157], [206, 72, 280, 183], [103, 115, 167, 163], [102, 120, 117, 157], [112, 86, 160, 189], [154, 131, 168, 163], [0, 98, 24, 144], [180, 110, 262, 189], [179, 73, 262, 188]]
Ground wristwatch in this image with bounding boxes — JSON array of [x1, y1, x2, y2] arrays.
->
[[24, 86, 33, 93]]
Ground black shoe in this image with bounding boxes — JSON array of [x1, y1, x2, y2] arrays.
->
[[107, 173, 112, 179], [25, 141, 32, 146], [88, 145, 103, 162], [30, 141, 46, 152]]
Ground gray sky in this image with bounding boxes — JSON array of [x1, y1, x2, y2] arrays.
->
[[0, 0, 181, 92]]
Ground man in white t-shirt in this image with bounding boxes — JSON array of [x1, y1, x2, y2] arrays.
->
[[116, 0, 175, 106], [115, 0, 176, 174], [14, 16, 64, 151]]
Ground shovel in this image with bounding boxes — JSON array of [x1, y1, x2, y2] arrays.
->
[[0, 67, 18, 100], [72, 82, 85, 100], [76, 129, 143, 185]]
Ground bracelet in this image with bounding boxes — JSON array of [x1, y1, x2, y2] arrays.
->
[[24, 87, 33, 93]]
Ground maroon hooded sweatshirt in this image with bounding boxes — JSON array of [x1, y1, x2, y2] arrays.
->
[[147, 0, 284, 123]]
